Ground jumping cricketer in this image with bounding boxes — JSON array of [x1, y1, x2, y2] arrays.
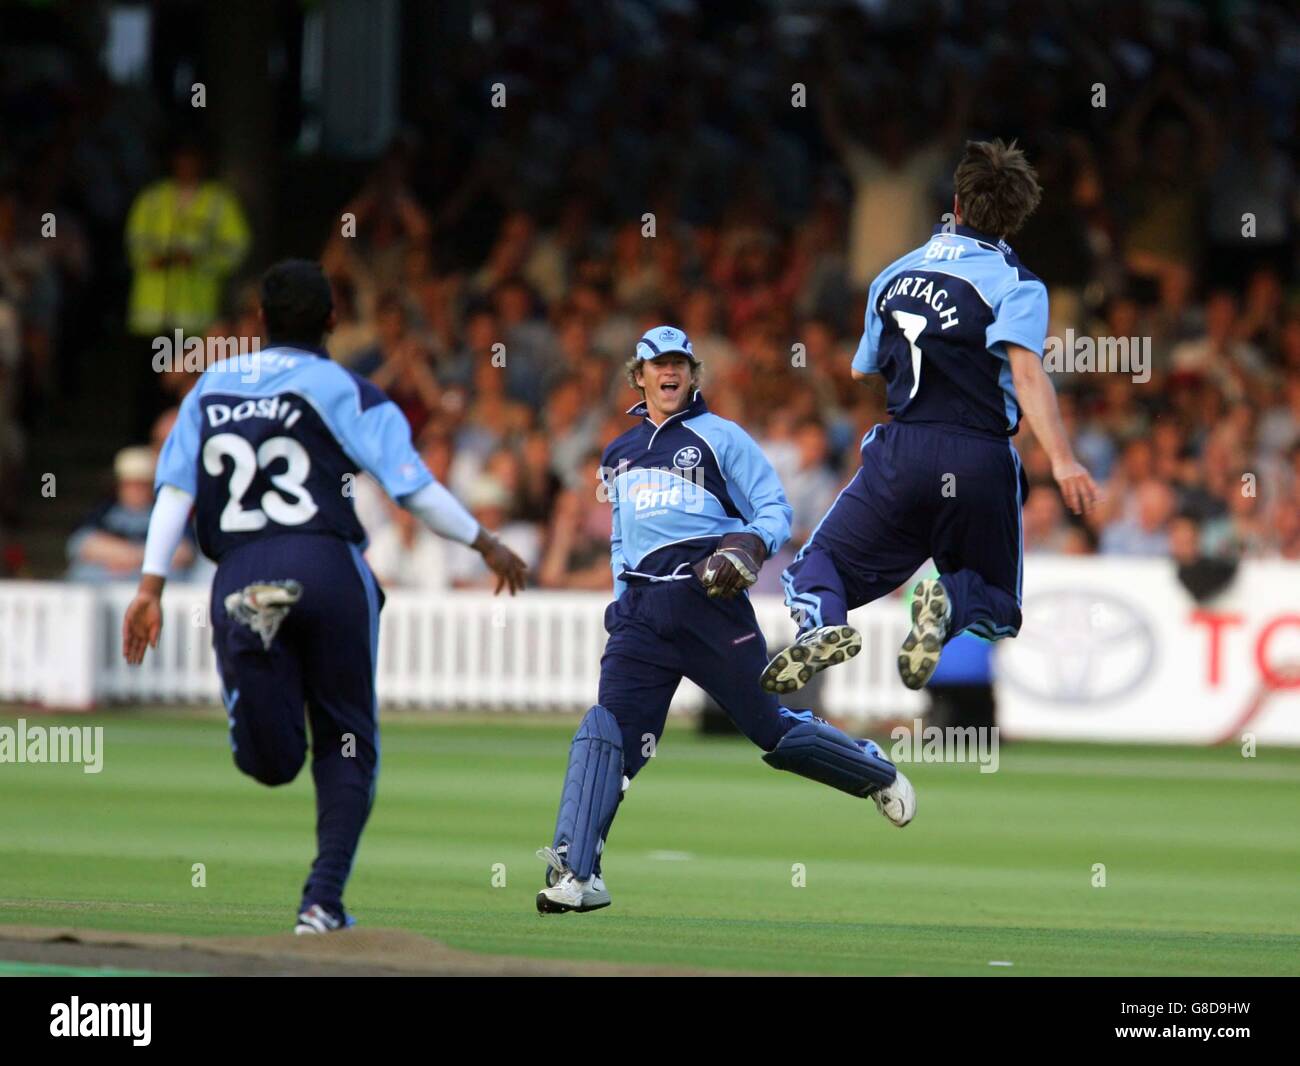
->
[[762, 140, 1100, 697]]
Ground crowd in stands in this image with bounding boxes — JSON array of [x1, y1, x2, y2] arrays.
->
[[4, 2, 1300, 592]]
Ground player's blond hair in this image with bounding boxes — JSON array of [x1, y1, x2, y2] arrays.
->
[[953, 139, 1042, 238], [624, 354, 702, 395]]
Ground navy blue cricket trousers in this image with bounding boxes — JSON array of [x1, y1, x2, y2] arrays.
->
[[599, 577, 805, 780], [783, 421, 1025, 642], [211, 532, 382, 917]]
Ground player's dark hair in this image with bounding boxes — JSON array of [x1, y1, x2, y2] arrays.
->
[[953, 139, 1042, 238], [260, 259, 333, 346]]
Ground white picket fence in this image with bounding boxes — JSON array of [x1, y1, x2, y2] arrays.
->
[[0, 581, 924, 724]]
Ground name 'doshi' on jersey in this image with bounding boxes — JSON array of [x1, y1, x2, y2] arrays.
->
[[205, 397, 304, 430]]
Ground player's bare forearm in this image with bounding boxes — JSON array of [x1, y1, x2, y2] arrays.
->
[[1009, 345, 1071, 464], [136, 573, 165, 598], [122, 573, 166, 665], [1008, 343, 1100, 514]]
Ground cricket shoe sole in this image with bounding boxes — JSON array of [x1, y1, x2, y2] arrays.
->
[[897, 579, 951, 691], [872, 768, 916, 827], [760, 625, 861, 695]]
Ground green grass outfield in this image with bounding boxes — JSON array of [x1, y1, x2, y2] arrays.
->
[[1, 709, 1297, 976]]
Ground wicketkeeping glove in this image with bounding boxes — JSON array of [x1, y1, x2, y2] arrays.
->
[[693, 532, 767, 599]]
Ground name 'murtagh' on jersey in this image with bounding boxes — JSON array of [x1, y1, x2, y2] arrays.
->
[[854, 223, 1049, 437], [155, 346, 434, 560]]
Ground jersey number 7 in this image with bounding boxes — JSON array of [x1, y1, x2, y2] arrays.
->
[[891, 309, 928, 401]]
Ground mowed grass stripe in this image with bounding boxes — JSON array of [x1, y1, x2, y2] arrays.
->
[[0, 711, 1296, 975]]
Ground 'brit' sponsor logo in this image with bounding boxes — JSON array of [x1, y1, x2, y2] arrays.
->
[[633, 483, 682, 511], [598, 460, 709, 514]]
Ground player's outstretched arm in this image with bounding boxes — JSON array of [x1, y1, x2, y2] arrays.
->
[[122, 483, 194, 664], [342, 389, 528, 595], [1008, 343, 1100, 515], [401, 480, 527, 595]]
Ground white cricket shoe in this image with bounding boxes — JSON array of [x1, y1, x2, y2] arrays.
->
[[897, 579, 951, 690], [872, 769, 916, 827], [293, 903, 354, 934], [535, 870, 611, 915], [760, 625, 861, 695]]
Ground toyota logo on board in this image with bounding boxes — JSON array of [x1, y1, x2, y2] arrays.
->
[[998, 589, 1156, 705]]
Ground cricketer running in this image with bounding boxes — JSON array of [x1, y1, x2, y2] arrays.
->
[[762, 139, 1100, 697], [535, 325, 914, 915], [122, 260, 528, 934]]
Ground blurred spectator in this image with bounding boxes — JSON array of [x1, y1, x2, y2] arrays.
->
[[325, 277, 377, 367], [149, 408, 179, 454], [322, 141, 430, 314], [545, 379, 601, 484], [538, 455, 614, 590], [366, 501, 449, 591], [1169, 291, 1266, 397], [1171, 512, 1238, 602], [1024, 482, 1089, 554], [124, 138, 250, 434], [0, 183, 61, 397], [820, 67, 966, 290], [494, 276, 560, 406], [355, 293, 441, 438], [785, 421, 840, 543], [1100, 479, 1176, 557], [66, 447, 193, 583], [9, 1, 1300, 590], [1113, 70, 1218, 319], [125, 139, 250, 336], [446, 478, 541, 589]]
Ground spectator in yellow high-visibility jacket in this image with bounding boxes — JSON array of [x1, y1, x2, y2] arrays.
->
[[125, 141, 250, 337]]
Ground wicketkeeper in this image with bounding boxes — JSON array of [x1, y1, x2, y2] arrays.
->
[[535, 326, 915, 915]]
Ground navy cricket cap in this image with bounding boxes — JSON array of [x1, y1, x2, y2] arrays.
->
[[635, 325, 698, 363]]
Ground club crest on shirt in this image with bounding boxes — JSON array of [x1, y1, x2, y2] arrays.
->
[[673, 445, 701, 470]]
